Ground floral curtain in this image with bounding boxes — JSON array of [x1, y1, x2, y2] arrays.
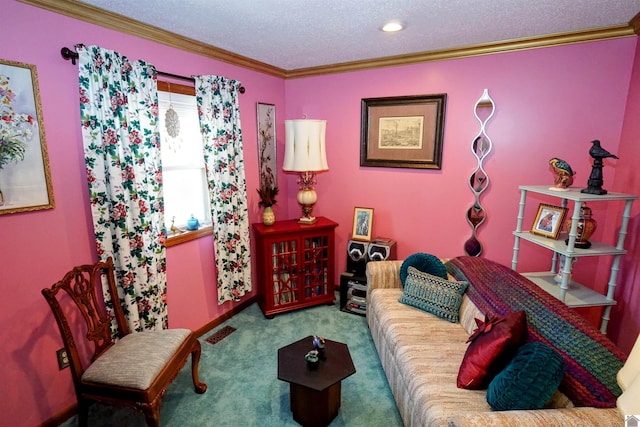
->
[[194, 75, 252, 304], [77, 44, 167, 332]]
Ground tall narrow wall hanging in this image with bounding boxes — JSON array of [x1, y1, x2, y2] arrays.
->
[[257, 102, 277, 190], [0, 58, 54, 214], [464, 89, 495, 256]]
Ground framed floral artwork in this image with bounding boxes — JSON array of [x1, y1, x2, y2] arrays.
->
[[0, 58, 54, 214], [257, 102, 277, 190]]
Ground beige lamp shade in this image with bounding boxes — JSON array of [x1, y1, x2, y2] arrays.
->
[[283, 119, 329, 172]]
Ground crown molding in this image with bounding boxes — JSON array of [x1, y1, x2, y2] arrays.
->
[[19, 0, 639, 80], [285, 25, 637, 78], [630, 11, 640, 34], [18, 0, 286, 78]]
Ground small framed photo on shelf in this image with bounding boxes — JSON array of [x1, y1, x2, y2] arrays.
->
[[531, 203, 567, 239], [352, 207, 374, 241]]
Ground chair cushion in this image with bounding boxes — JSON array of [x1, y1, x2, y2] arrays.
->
[[82, 328, 191, 390], [399, 253, 448, 286], [398, 266, 468, 323], [487, 342, 566, 411], [457, 310, 527, 389]]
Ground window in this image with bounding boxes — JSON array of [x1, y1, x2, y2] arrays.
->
[[157, 82, 211, 234]]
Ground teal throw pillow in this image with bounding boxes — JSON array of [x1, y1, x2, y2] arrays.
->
[[487, 341, 566, 411], [399, 253, 448, 286], [398, 266, 469, 323]]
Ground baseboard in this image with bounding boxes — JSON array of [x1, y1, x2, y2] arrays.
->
[[193, 295, 258, 338], [39, 403, 76, 427]]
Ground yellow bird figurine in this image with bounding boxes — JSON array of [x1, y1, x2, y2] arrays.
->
[[549, 158, 575, 190]]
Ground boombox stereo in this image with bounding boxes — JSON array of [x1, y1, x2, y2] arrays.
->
[[368, 238, 397, 262], [346, 240, 369, 276]]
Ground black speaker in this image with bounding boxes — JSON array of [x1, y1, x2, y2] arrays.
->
[[346, 240, 369, 275], [367, 239, 397, 261]]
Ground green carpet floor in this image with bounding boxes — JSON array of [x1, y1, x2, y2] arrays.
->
[[60, 297, 403, 426]]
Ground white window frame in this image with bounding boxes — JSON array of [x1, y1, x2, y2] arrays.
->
[[157, 81, 212, 245]]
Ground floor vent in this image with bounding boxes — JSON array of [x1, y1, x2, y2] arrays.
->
[[204, 325, 236, 346]]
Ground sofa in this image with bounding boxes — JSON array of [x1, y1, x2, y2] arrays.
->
[[366, 256, 638, 426]]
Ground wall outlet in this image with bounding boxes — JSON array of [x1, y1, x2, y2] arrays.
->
[[56, 348, 69, 370]]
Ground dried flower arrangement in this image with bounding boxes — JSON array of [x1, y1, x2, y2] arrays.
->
[[257, 185, 279, 208]]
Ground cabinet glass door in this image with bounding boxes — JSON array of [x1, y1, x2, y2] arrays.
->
[[270, 239, 298, 307], [302, 235, 330, 299]]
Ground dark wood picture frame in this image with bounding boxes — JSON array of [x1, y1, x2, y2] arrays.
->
[[531, 203, 568, 239], [360, 94, 447, 169]]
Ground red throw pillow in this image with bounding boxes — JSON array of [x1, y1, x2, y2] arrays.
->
[[457, 310, 527, 389]]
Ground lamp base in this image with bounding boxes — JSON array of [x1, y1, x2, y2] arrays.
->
[[298, 216, 317, 225]]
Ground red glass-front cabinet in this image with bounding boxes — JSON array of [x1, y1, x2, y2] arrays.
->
[[253, 217, 338, 318]]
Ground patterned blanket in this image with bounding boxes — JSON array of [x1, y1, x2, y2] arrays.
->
[[445, 256, 625, 408]]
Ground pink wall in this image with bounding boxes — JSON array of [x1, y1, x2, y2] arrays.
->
[[284, 38, 639, 346], [609, 37, 640, 353], [2, 2, 639, 425], [1, 2, 285, 425]]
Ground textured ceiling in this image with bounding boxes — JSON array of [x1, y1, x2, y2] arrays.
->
[[79, 0, 640, 70]]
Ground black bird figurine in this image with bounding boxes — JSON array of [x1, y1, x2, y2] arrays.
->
[[589, 139, 619, 160], [582, 139, 618, 195]]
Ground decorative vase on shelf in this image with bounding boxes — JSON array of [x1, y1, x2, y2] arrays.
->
[[565, 203, 597, 249], [554, 255, 577, 283], [262, 206, 275, 226]]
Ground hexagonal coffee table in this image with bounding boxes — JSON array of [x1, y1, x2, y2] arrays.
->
[[278, 336, 356, 427]]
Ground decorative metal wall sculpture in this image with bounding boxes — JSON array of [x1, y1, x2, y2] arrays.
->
[[464, 89, 495, 256]]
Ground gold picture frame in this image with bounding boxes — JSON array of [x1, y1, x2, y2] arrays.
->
[[352, 207, 374, 241], [0, 58, 54, 214], [360, 94, 447, 169], [531, 203, 568, 239]]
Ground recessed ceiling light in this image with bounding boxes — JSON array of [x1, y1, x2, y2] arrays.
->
[[381, 21, 404, 32]]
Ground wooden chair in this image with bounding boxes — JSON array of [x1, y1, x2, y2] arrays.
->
[[42, 257, 207, 426]]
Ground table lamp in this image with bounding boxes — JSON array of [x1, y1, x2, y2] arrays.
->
[[283, 119, 328, 224]]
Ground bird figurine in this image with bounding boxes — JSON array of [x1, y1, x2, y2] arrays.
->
[[589, 139, 618, 160], [549, 158, 575, 190], [581, 139, 619, 195]]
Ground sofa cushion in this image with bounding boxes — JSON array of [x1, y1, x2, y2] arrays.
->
[[399, 253, 448, 286], [398, 266, 468, 323], [487, 341, 566, 410], [617, 333, 640, 392], [617, 373, 640, 417], [446, 256, 626, 408], [457, 310, 527, 389]]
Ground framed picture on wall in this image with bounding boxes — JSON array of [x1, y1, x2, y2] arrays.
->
[[256, 102, 277, 190], [0, 58, 54, 215], [531, 203, 567, 239], [352, 207, 374, 241], [360, 94, 447, 169]]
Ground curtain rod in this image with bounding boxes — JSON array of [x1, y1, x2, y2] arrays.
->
[[60, 47, 246, 94]]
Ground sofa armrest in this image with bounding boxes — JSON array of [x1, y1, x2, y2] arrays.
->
[[447, 407, 622, 427], [366, 260, 403, 292]]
